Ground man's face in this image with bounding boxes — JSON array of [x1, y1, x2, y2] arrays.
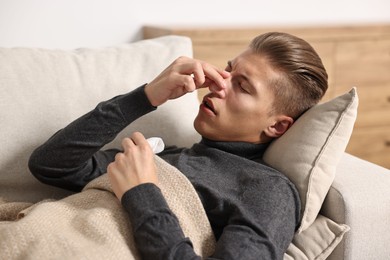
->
[[194, 49, 280, 144]]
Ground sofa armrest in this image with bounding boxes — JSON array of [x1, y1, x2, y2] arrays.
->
[[321, 153, 390, 260]]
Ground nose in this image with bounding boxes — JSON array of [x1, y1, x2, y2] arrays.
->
[[208, 78, 229, 98]]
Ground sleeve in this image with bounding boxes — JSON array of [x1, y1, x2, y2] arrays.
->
[[28, 84, 156, 191], [210, 177, 301, 260], [121, 183, 202, 260]]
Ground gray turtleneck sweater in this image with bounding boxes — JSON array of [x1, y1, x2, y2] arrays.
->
[[29, 85, 301, 260]]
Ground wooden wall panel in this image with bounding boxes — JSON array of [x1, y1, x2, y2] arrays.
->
[[335, 39, 390, 84], [347, 126, 390, 168]]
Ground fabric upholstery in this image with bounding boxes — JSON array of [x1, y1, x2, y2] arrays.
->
[[0, 35, 198, 203], [322, 153, 390, 260]]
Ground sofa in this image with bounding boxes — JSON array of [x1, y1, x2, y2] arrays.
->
[[0, 35, 389, 259]]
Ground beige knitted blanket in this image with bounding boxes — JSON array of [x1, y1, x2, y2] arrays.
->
[[0, 156, 216, 259]]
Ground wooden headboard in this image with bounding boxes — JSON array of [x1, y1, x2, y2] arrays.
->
[[143, 24, 390, 169]]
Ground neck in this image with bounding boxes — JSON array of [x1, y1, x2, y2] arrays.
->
[[200, 137, 270, 160]]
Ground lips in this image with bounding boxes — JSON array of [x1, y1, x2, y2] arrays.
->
[[202, 97, 216, 115]]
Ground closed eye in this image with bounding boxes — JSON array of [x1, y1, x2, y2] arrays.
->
[[227, 60, 252, 94], [239, 84, 250, 93], [234, 80, 250, 94]]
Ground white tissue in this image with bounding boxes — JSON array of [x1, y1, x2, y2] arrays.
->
[[147, 137, 165, 154]]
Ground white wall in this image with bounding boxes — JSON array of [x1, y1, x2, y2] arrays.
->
[[1, 0, 390, 49]]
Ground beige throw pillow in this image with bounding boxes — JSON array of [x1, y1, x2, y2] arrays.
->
[[285, 214, 350, 260], [263, 88, 358, 232]]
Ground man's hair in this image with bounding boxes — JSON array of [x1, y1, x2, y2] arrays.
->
[[250, 32, 328, 119]]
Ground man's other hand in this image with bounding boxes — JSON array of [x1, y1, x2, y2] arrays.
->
[[107, 132, 158, 201]]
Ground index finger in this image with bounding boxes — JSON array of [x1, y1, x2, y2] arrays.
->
[[121, 132, 148, 153], [130, 132, 149, 147], [201, 63, 230, 90]]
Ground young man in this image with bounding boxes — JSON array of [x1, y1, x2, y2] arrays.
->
[[29, 32, 328, 259]]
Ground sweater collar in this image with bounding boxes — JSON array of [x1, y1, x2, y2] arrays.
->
[[199, 137, 270, 160]]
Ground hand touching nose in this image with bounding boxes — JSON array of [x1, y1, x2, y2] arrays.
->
[[144, 56, 230, 106], [208, 81, 228, 98]]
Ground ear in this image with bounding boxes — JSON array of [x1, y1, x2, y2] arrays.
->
[[264, 115, 294, 138]]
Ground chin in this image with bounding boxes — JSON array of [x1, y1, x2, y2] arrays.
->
[[193, 118, 205, 136], [193, 118, 217, 141]]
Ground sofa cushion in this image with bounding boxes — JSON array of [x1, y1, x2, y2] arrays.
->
[[0, 35, 199, 202], [264, 88, 358, 232]]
